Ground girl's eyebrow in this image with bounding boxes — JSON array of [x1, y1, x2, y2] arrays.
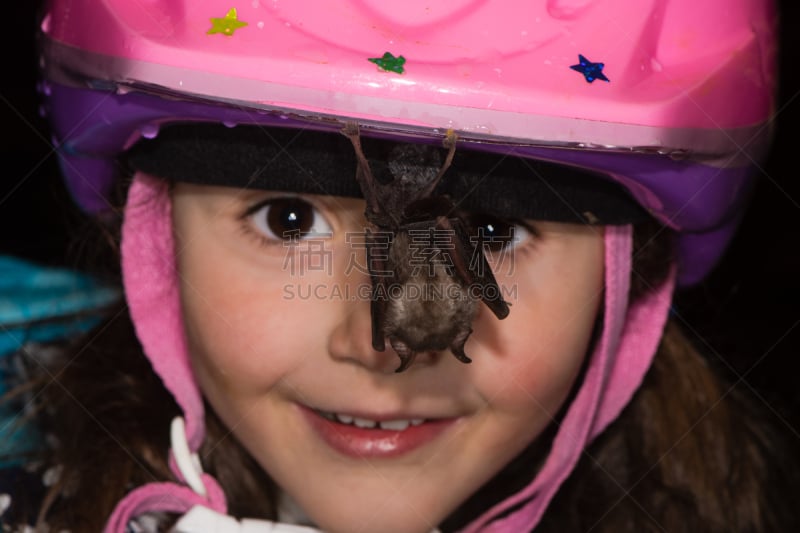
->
[[127, 123, 649, 226]]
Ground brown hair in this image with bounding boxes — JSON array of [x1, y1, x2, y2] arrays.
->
[[9, 217, 799, 531], [535, 319, 798, 532]]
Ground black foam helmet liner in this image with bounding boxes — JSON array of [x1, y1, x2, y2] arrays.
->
[[126, 123, 649, 225]]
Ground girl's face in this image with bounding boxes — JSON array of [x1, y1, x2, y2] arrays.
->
[[172, 182, 604, 533]]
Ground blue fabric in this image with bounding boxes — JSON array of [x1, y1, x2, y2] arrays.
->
[[0, 256, 119, 360], [0, 255, 119, 466]]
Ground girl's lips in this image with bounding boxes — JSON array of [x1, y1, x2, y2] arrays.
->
[[299, 405, 458, 459]]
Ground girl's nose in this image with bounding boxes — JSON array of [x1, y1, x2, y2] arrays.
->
[[327, 294, 439, 374], [327, 295, 400, 374]]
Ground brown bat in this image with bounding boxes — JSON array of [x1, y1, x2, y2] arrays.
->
[[341, 123, 510, 372]]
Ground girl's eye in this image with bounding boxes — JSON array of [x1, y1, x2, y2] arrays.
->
[[467, 214, 532, 253], [248, 197, 333, 242]]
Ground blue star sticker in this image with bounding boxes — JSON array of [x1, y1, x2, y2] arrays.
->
[[570, 54, 610, 83]]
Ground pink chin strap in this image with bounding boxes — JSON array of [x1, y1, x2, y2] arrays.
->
[[108, 173, 674, 532], [108, 174, 227, 532]]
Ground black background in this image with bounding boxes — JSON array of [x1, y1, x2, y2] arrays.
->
[[1, 3, 798, 439]]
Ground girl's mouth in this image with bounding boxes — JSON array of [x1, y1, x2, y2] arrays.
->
[[299, 405, 458, 458]]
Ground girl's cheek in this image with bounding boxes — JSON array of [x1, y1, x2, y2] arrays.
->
[[182, 295, 294, 394], [180, 237, 356, 399], [470, 228, 603, 410]]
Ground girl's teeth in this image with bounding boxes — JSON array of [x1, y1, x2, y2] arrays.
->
[[353, 417, 378, 429], [323, 411, 425, 431], [379, 419, 410, 431], [336, 413, 354, 424]]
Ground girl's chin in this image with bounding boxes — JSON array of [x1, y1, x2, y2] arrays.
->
[[294, 497, 451, 533]]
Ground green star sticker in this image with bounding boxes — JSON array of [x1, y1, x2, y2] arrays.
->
[[207, 8, 248, 36], [368, 52, 406, 74]]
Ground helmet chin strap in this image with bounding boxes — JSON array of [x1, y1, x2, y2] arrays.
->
[[107, 173, 226, 532], [111, 173, 674, 532], [120, 173, 206, 451]]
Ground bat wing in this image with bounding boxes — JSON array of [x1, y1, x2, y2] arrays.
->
[[403, 196, 510, 320], [441, 215, 511, 320], [365, 228, 390, 351]]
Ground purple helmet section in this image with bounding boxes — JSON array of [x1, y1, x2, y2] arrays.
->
[[48, 83, 755, 284]]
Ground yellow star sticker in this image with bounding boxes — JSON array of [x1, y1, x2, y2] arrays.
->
[[207, 8, 248, 36]]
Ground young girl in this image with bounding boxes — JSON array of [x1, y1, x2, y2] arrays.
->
[[3, 0, 797, 531]]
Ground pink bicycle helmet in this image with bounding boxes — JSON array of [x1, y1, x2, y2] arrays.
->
[[38, 0, 776, 531]]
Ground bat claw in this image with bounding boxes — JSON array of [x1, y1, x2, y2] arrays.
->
[[451, 350, 472, 365], [390, 337, 416, 373], [436, 130, 458, 183], [394, 352, 417, 373], [450, 333, 472, 364], [341, 121, 360, 138], [442, 129, 458, 150]]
